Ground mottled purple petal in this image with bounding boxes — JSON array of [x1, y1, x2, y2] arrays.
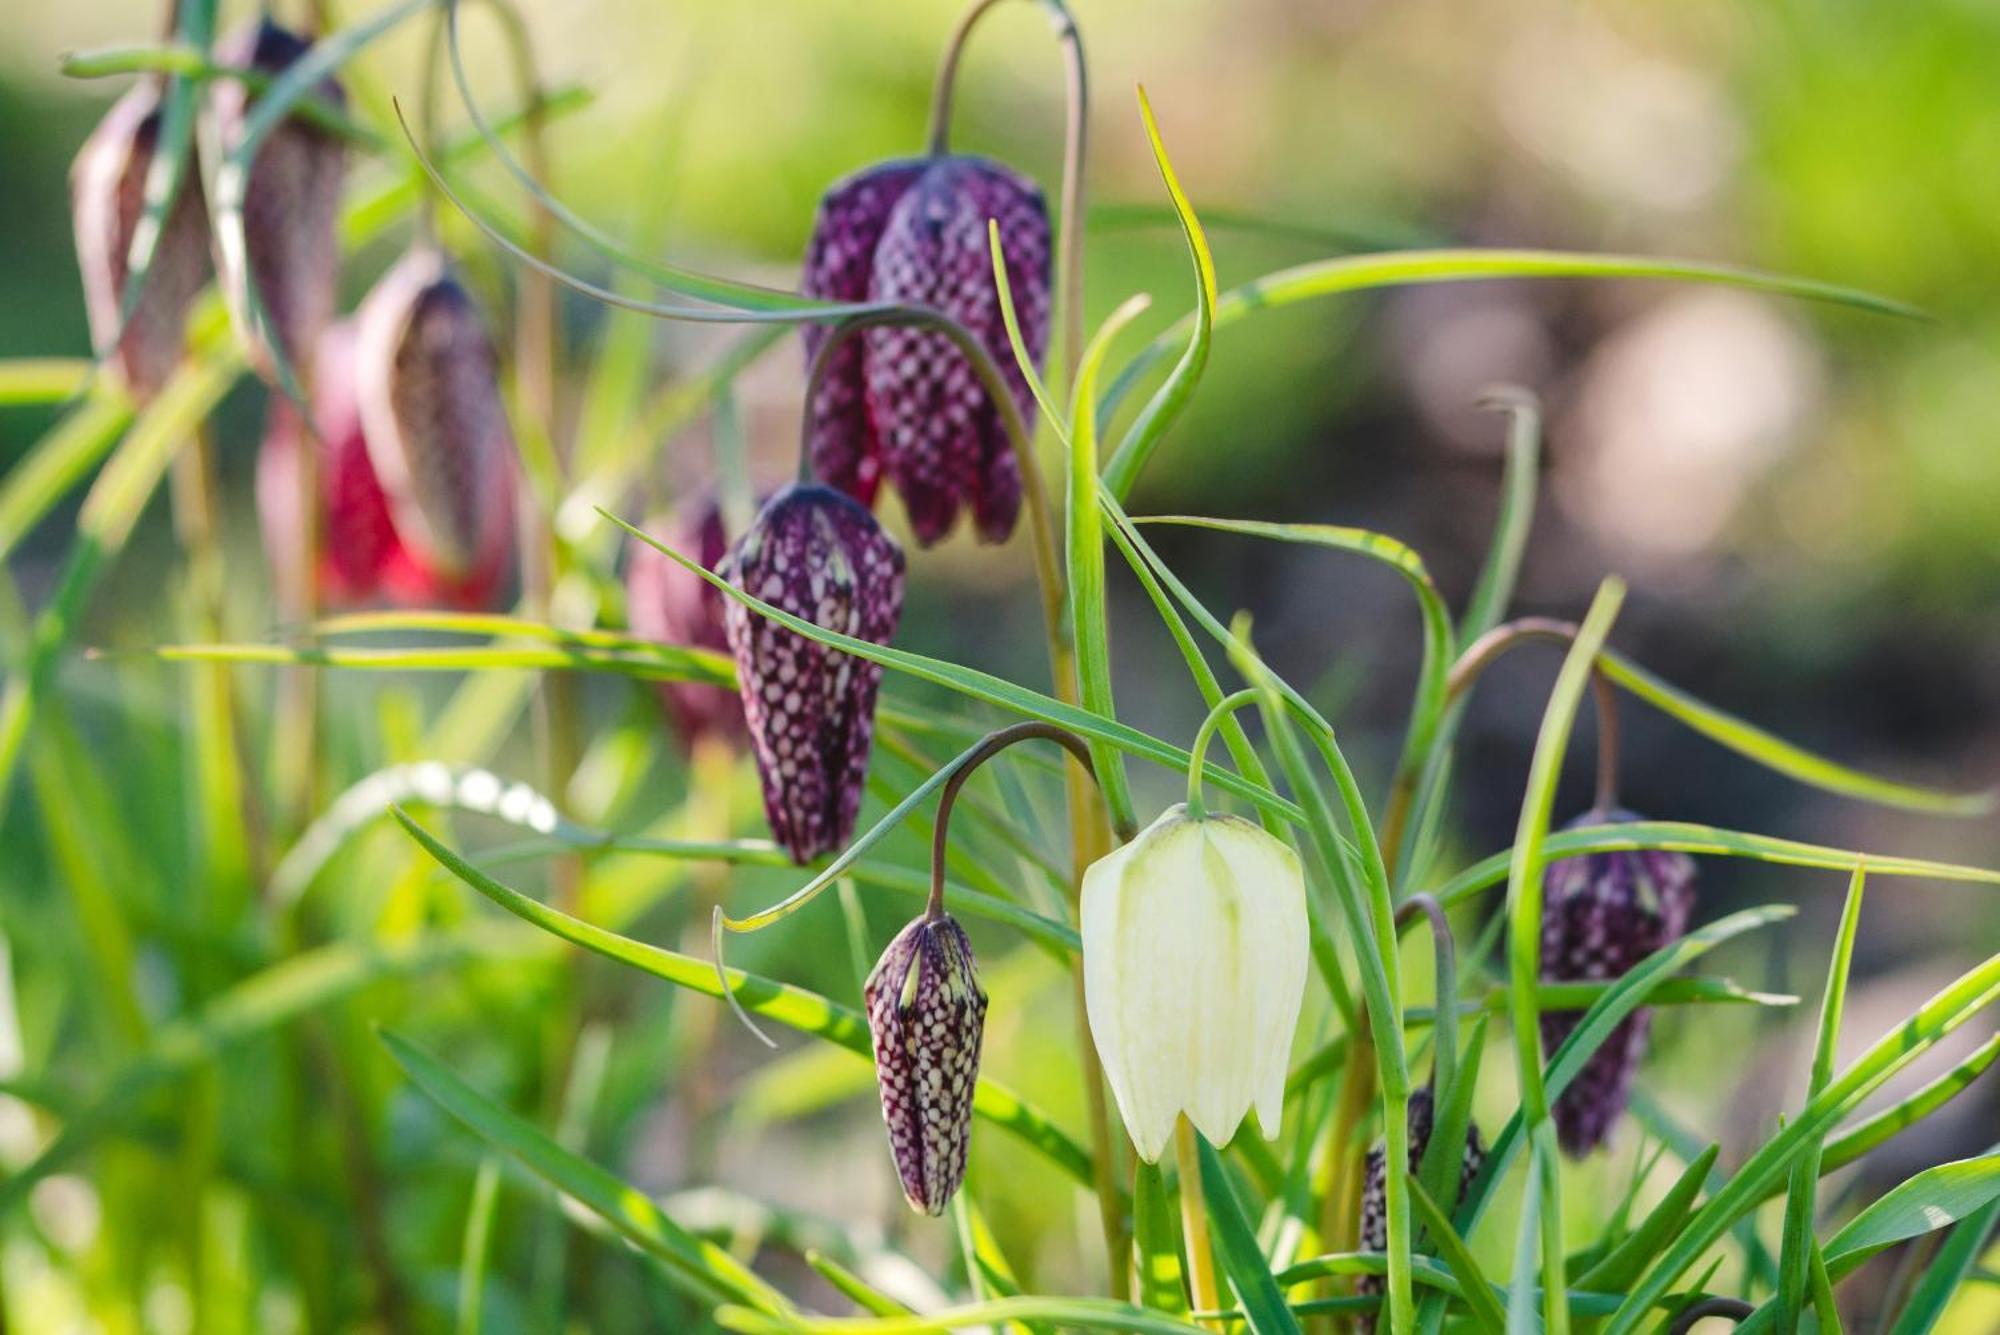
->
[[210, 20, 347, 375], [719, 484, 905, 862], [800, 161, 924, 506], [1538, 807, 1698, 1156], [70, 81, 212, 400], [864, 914, 987, 1215], [863, 156, 1048, 545], [626, 494, 745, 745], [1358, 1087, 1486, 1333], [354, 247, 516, 591]]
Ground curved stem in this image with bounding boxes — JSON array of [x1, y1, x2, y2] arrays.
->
[[1665, 1298, 1753, 1334], [927, 720, 1100, 920], [1394, 895, 1456, 1103], [925, 0, 1007, 155], [1185, 688, 1260, 818], [1445, 617, 1624, 813]]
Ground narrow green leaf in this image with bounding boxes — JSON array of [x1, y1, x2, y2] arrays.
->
[[0, 389, 133, 561], [805, 1251, 916, 1318], [380, 1030, 793, 1316], [1456, 390, 1542, 649], [717, 1298, 1212, 1334], [1825, 1155, 2000, 1260], [1135, 1161, 1190, 1315], [1098, 248, 1923, 430], [1405, 1174, 1505, 1335], [1778, 865, 1868, 1330], [1883, 1195, 2000, 1335], [1433, 822, 2000, 908], [0, 359, 97, 404], [1605, 954, 2000, 1332], [1195, 1136, 1304, 1335], [392, 811, 1101, 1188], [456, 1156, 503, 1335], [1575, 1143, 1720, 1296], [1818, 1032, 2000, 1178], [149, 639, 734, 684], [1102, 87, 1217, 500]]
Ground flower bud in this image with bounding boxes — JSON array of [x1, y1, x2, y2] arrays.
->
[[257, 319, 507, 610], [1357, 1087, 1486, 1333], [70, 80, 212, 399], [354, 247, 516, 598], [209, 19, 348, 375], [801, 156, 1049, 546], [1539, 807, 1697, 1156], [864, 913, 987, 1215], [625, 494, 745, 745], [1080, 805, 1309, 1163], [718, 484, 905, 863]]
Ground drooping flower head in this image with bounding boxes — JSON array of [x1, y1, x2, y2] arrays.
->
[[256, 319, 509, 610], [353, 247, 517, 601], [1080, 805, 1310, 1162], [625, 494, 745, 745], [1357, 1087, 1486, 1333], [70, 80, 212, 399], [1539, 807, 1698, 1156], [718, 484, 906, 863], [209, 18, 348, 376], [801, 156, 1049, 546], [864, 913, 987, 1215]]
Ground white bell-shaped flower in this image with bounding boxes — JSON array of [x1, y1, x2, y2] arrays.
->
[[1080, 804, 1310, 1162]]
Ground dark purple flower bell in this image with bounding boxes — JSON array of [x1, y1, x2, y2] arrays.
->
[[209, 18, 347, 375], [864, 912, 986, 1215], [1358, 1086, 1486, 1333], [625, 495, 746, 746], [352, 247, 517, 600], [1539, 807, 1697, 1156], [718, 484, 906, 863], [71, 80, 213, 399], [801, 156, 1050, 546]]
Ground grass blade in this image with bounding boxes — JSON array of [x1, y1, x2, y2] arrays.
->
[[1195, 1136, 1304, 1335], [1405, 1174, 1505, 1335], [380, 1030, 793, 1316]]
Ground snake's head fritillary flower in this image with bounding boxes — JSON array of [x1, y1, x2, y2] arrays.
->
[[718, 484, 905, 863], [353, 247, 516, 603], [257, 320, 504, 611], [801, 155, 1049, 546], [864, 913, 987, 1215], [210, 19, 347, 375], [1539, 807, 1697, 1156], [1357, 1087, 1487, 1332], [625, 494, 745, 745], [70, 80, 212, 400], [1080, 805, 1310, 1163]]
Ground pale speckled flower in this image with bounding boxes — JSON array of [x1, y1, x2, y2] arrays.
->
[[718, 484, 905, 863], [864, 913, 986, 1215], [353, 247, 516, 596], [1080, 804, 1310, 1163], [70, 80, 212, 399], [208, 19, 347, 375], [800, 156, 1049, 545], [1539, 807, 1698, 1156]]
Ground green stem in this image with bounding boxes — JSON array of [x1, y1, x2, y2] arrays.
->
[[1184, 689, 1260, 817], [1175, 1119, 1224, 1329]]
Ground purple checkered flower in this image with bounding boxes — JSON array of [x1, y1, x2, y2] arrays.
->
[[1358, 1087, 1486, 1333], [718, 484, 906, 863], [800, 156, 1050, 546], [1539, 807, 1698, 1156], [864, 913, 987, 1215], [209, 19, 347, 376], [352, 247, 517, 597], [626, 494, 746, 746], [71, 80, 213, 400]]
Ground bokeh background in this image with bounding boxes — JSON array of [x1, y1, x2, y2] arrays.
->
[[2, 0, 1996, 1330]]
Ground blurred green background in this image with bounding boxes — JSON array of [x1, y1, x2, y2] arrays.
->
[[1, 0, 1996, 1330]]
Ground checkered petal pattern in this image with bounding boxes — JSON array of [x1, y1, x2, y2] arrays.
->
[[1538, 807, 1698, 1156], [70, 81, 213, 400], [801, 160, 926, 505], [257, 320, 507, 611], [864, 913, 987, 1216], [626, 495, 746, 745], [1358, 1087, 1487, 1333], [799, 155, 1049, 545], [210, 20, 347, 376], [719, 485, 905, 863], [353, 248, 517, 598]]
